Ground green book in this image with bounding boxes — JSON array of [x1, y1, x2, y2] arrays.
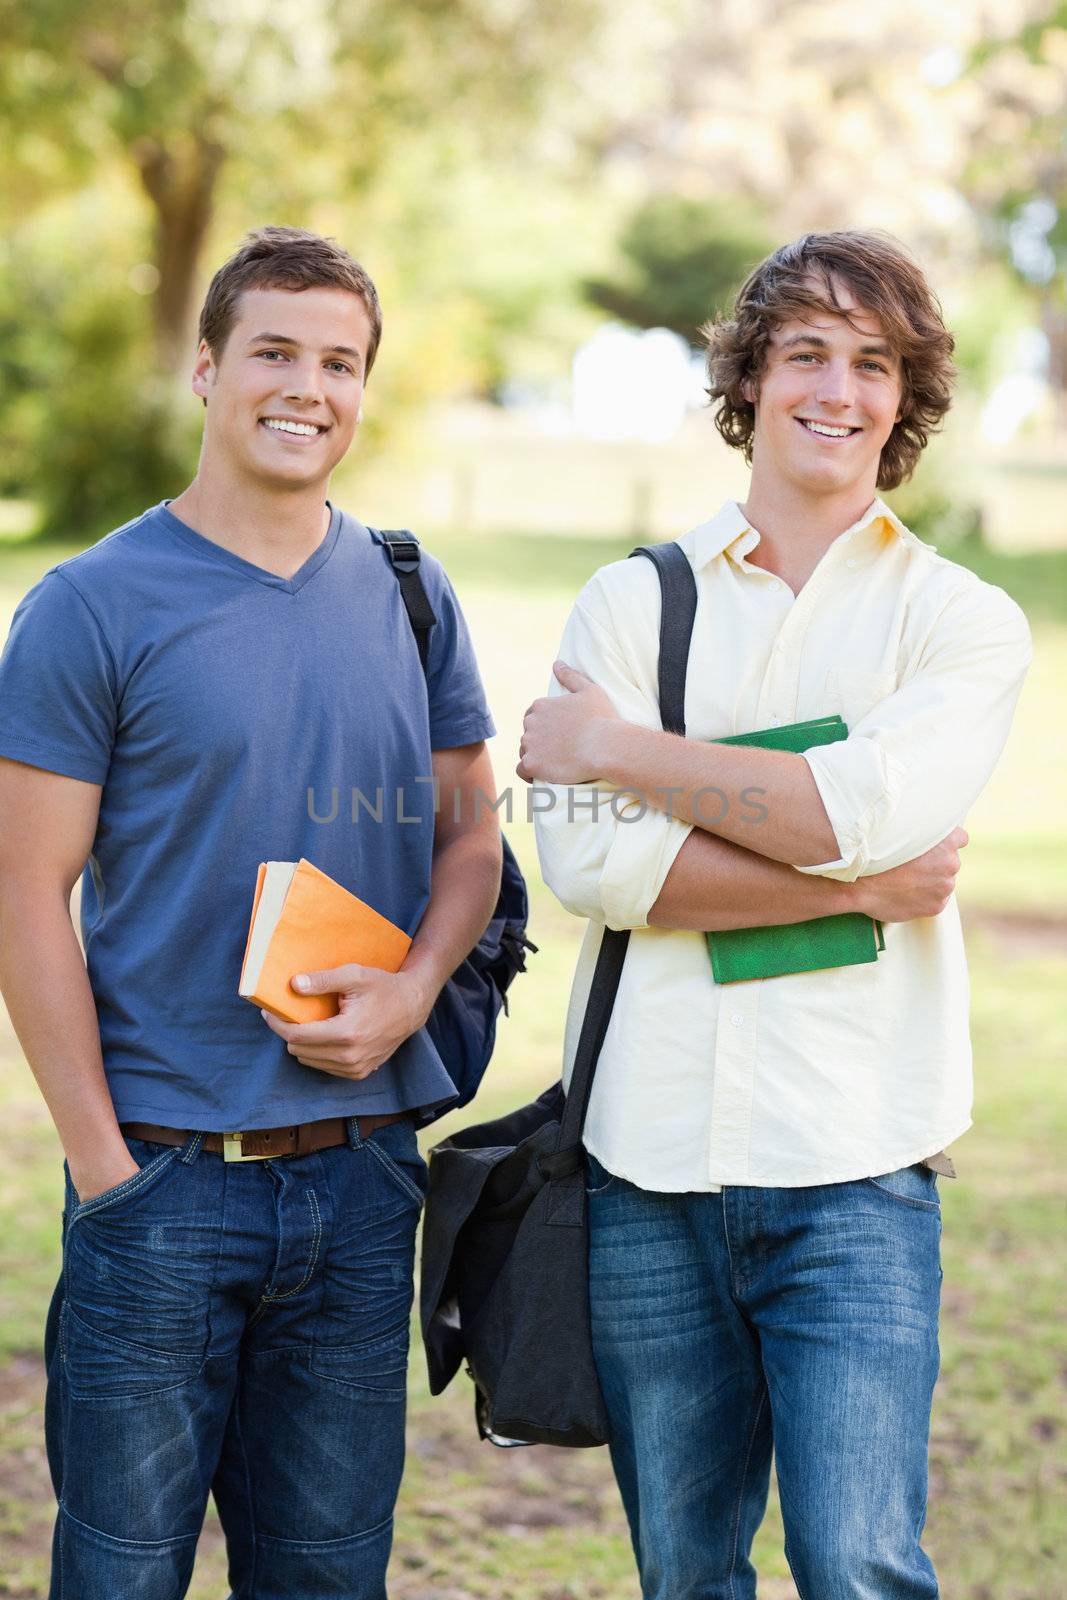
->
[[706, 714, 885, 983]]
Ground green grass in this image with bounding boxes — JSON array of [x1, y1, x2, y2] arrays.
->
[[0, 509, 1064, 1598]]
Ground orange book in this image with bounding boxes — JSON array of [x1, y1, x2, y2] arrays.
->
[[238, 858, 412, 1023]]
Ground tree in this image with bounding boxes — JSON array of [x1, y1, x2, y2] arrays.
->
[[964, 3, 1067, 420], [584, 194, 771, 344], [1, 0, 602, 369], [0, 0, 605, 535]]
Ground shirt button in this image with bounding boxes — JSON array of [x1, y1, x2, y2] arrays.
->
[[776, 638, 787, 652], [846, 557, 857, 569], [730, 1013, 744, 1027], [841, 531, 852, 542]]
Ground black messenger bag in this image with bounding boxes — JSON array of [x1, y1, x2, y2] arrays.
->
[[419, 541, 698, 1446]]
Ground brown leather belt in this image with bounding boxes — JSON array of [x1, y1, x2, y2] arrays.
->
[[121, 1111, 413, 1163]]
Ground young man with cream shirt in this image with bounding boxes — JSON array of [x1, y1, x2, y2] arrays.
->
[[518, 231, 1031, 1599]]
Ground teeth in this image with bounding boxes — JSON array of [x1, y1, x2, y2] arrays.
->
[[801, 420, 854, 438], [263, 419, 321, 436]]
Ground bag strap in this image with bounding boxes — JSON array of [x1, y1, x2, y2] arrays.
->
[[378, 529, 438, 670], [555, 542, 698, 1155]]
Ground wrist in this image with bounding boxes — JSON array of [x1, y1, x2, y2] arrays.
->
[[838, 877, 868, 916], [590, 718, 631, 784], [396, 965, 438, 1030], [68, 1145, 140, 1203]]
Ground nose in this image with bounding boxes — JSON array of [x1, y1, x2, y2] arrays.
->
[[281, 358, 325, 404], [814, 357, 856, 410]]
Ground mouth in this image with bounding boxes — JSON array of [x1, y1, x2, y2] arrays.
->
[[259, 417, 329, 444], [796, 417, 862, 442]]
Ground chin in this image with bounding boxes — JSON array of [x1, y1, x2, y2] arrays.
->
[[792, 458, 869, 496]]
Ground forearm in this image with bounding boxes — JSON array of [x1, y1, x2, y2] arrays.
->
[[649, 829, 857, 931], [593, 721, 839, 866], [401, 829, 503, 1014], [0, 887, 128, 1174]]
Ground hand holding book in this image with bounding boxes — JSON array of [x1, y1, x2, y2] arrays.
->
[[239, 858, 412, 1023]]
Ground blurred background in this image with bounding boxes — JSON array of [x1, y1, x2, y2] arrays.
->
[[0, 2, 1064, 1596]]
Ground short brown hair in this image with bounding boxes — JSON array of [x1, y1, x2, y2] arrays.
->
[[198, 226, 383, 376], [704, 230, 955, 490]]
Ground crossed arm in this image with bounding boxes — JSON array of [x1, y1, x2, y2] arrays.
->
[[521, 659, 979, 934]]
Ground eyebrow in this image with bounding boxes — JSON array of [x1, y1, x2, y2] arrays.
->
[[778, 331, 897, 361], [245, 332, 364, 364]]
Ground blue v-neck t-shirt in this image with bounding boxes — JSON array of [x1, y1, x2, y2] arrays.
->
[[0, 501, 496, 1128]]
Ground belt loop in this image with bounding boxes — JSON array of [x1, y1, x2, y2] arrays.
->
[[345, 1115, 363, 1151], [179, 1132, 204, 1165]]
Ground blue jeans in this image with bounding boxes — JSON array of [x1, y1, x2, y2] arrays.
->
[[586, 1157, 943, 1600], [44, 1118, 427, 1600]]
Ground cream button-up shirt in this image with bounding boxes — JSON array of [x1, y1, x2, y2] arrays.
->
[[534, 499, 1032, 1191]]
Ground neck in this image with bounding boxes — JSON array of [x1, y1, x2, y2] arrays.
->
[[740, 475, 877, 593], [169, 455, 333, 578]]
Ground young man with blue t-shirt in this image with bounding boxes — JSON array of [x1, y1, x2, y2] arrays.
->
[[0, 226, 502, 1599]]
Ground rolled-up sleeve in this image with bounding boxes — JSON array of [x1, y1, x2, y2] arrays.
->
[[533, 578, 693, 930], [797, 580, 1032, 881]]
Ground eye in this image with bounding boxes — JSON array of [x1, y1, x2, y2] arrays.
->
[[860, 360, 889, 373], [256, 349, 287, 361], [789, 351, 819, 363], [325, 360, 355, 376]]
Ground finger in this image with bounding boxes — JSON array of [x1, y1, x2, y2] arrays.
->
[[553, 661, 591, 692], [516, 758, 532, 784], [296, 1052, 379, 1079], [265, 1011, 353, 1046], [290, 963, 369, 997], [260, 1009, 296, 1040]]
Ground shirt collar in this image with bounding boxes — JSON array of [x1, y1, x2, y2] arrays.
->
[[687, 496, 923, 571]]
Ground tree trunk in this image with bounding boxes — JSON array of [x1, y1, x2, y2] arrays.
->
[[132, 130, 227, 372]]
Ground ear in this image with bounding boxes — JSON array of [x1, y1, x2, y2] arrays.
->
[[740, 372, 757, 408], [356, 405, 364, 424], [191, 339, 215, 407]]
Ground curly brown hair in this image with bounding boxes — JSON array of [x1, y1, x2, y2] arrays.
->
[[704, 230, 955, 490], [198, 226, 383, 377]]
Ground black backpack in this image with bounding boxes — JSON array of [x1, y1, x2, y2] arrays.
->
[[419, 542, 697, 1447], [378, 529, 536, 1119]]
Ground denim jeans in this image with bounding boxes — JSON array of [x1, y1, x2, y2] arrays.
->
[[585, 1156, 942, 1600], [44, 1117, 427, 1600]]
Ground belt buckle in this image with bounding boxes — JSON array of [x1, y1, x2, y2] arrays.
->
[[222, 1131, 272, 1163]]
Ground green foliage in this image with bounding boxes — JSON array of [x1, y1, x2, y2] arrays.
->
[[0, 209, 198, 541], [584, 193, 773, 345], [31, 296, 197, 543]]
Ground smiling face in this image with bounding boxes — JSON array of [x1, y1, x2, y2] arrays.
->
[[745, 279, 904, 506], [192, 285, 373, 492]]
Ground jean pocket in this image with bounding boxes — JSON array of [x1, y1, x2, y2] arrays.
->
[[584, 1151, 617, 1196], [865, 1163, 941, 1212], [310, 1324, 411, 1398], [60, 1300, 205, 1401], [66, 1143, 180, 1224], [363, 1123, 428, 1209]]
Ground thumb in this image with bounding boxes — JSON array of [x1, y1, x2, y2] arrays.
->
[[553, 660, 592, 693], [291, 964, 367, 995]]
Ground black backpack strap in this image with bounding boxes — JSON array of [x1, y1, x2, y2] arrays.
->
[[630, 542, 698, 736], [379, 528, 438, 670], [555, 542, 698, 1157]]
